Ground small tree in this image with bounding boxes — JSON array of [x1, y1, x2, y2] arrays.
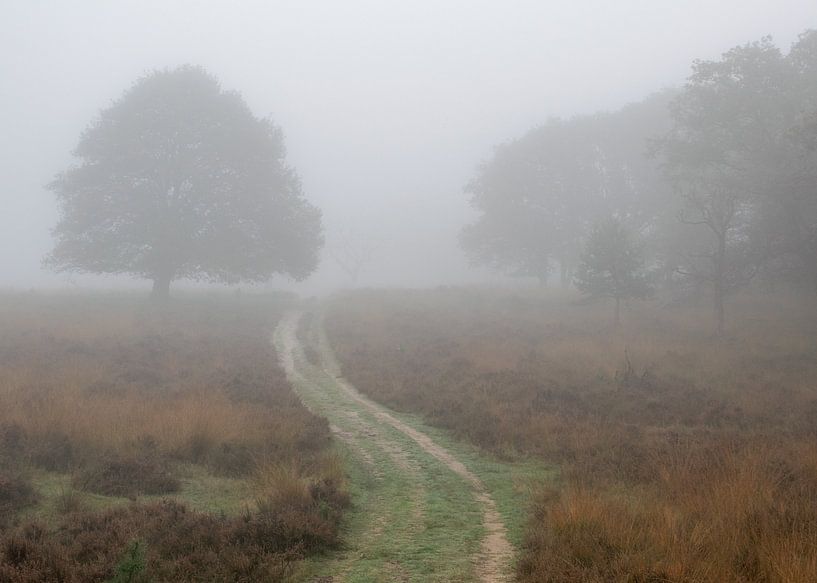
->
[[328, 228, 380, 285], [574, 218, 652, 325], [47, 65, 323, 298]]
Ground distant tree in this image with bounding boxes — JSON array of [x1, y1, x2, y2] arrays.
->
[[47, 65, 323, 298], [574, 217, 653, 326], [751, 31, 817, 293], [461, 92, 674, 287], [460, 119, 590, 285], [328, 228, 381, 285]]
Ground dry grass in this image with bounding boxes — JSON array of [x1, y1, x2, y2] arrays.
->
[[326, 287, 817, 582], [0, 293, 328, 474], [0, 292, 347, 581]]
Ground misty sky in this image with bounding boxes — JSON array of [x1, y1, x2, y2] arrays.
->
[[2, 1, 816, 292]]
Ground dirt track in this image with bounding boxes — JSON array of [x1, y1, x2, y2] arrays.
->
[[274, 310, 514, 582]]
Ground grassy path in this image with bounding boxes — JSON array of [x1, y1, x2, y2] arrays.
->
[[274, 311, 553, 582]]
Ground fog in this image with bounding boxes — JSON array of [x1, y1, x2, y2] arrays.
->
[[4, 5, 817, 577], [1, 1, 816, 292]]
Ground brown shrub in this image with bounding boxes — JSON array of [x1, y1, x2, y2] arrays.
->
[[0, 499, 337, 582], [250, 462, 350, 555], [519, 441, 817, 582], [0, 474, 38, 527]]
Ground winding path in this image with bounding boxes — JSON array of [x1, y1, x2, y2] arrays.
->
[[273, 310, 514, 582]]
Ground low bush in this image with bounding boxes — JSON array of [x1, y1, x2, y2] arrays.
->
[[29, 432, 74, 473], [0, 498, 344, 582], [0, 454, 349, 582], [74, 455, 180, 499], [0, 474, 38, 527]]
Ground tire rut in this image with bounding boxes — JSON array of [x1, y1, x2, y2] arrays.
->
[[274, 310, 514, 582]]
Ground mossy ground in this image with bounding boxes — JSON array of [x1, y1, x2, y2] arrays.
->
[[19, 464, 255, 527]]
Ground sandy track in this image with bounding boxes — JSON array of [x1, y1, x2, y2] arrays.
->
[[275, 310, 513, 582]]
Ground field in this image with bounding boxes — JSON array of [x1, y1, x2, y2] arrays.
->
[[325, 288, 817, 582], [2, 287, 815, 582], [0, 292, 347, 582]]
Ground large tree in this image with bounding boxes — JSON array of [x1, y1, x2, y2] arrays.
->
[[659, 33, 817, 332], [47, 65, 323, 298]]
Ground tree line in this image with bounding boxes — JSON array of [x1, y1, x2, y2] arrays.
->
[[47, 32, 816, 332], [462, 31, 817, 333]]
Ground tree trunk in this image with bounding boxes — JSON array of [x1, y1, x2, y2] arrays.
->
[[614, 296, 621, 328], [714, 234, 726, 336], [714, 284, 725, 336], [151, 272, 173, 301], [560, 260, 570, 288]]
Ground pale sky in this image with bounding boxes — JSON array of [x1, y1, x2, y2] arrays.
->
[[2, 1, 816, 291]]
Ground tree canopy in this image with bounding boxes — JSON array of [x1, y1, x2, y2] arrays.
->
[[48, 65, 323, 297], [659, 31, 817, 332], [460, 90, 675, 286]]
